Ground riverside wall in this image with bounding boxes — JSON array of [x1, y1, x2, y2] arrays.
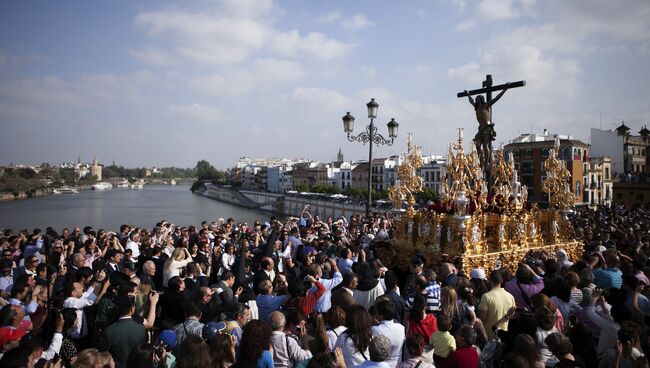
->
[[198, 184, 367, 219]]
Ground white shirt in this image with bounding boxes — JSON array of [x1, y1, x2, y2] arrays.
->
[[371, 320, 405, 368], [358, 362, 391, 368], [126, 240, 140, 260], [335, 331, 370, 368], [354, 282, 386, 311], [265, 269, 276, 282], [221, 253, 236, 270], [163, 258, 192, 287], [327, 325, 347, 351], [41, 332, 62, 360], [313, 271, 343, 313], [62, 286, 97, 338]]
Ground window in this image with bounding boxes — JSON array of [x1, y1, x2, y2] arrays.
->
[[514, 150, 521, 157], [637, 194, 644, 201], [521, 162, 534, 174], [525, 149, 533, 157], [576, 180, 581, 196], [542, 148, 549, 157], [563, 148, 571, 160]]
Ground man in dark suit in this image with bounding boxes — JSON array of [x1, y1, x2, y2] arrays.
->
[[159, 276, 187, 324], [331, 272, 358, 311], [100, 295, 146, 368], [104, 249, 124, 276], [253, 257, 275, 294]]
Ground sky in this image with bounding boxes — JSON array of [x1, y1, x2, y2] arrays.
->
[[0, 0, 649, 169]]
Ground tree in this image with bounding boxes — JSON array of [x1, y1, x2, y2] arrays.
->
[[195, 160, 222, 181], [294, 184, 310, 192], [416, 187, 437, 204]]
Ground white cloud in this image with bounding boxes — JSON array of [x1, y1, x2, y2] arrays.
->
[[133, 6, 354, 67], [167, 103, 223, 123], [129, 47, 174, 67], [134, 10, 270, 66], [454, 19, 477, 31], [449, 0, 650, 110], [0, 72, 155, 126], [189, 58, 304, 97], [218, 0, 273, 18], [290, 87, 352, 113], [318, 11, 341, 24], [270, 31, 354, 61], [476, 0, 518, 21], [447, 62, 482, 83], [341, 14, 375, 30]]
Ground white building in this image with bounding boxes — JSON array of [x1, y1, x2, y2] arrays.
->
[[583, 156, 613, 208], [267, 166, 293, 193], [334, 162, 354, 190], [418, 158, 447, 193], [370, 157, 402, 191]]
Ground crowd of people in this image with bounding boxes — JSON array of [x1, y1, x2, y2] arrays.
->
[[0, 203, 649, 368]]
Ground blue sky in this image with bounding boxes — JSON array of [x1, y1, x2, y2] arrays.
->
[[1, 0, 649, 168]]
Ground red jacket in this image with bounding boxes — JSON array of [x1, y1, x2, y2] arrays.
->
[[298, 281, 326, 316], [407, 314, 438, 341]]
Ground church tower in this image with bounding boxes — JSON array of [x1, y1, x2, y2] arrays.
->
[[336, 147, 344, 163]]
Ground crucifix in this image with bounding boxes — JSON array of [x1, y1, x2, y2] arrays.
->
[[457, 74, 525, 183]]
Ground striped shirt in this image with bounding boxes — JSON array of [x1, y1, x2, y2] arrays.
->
[[406, 281, 441, 312], [172, 319, 204, 350]]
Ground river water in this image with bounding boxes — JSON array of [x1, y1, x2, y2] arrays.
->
[[0, 185, 269, 232]]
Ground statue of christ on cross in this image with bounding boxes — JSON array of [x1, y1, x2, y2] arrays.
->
[[457, 74, 525, 179]]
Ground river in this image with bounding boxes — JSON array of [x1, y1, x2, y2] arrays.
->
[[0, 185, 270, 232]]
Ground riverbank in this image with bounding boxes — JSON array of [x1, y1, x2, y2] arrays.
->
[[0, 189, 53, 202], [196, 183, 371, 219]]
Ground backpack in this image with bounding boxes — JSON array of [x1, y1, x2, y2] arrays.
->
[[479, 338, 503, 368]]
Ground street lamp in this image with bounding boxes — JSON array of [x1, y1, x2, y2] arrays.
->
[[342, 98, 399, 217]]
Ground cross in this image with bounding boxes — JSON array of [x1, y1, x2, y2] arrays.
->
[[457, 74, 525, 186], [457, 74, 525, 107]]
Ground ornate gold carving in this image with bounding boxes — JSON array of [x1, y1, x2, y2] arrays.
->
[[388, 132, 424, 218], [380, 130, 582, 275], [542, 137, 575, 210]]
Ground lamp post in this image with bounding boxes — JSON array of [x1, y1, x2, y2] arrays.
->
[[342, 98, 399, 217]]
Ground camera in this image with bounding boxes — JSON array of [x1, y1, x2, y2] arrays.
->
[[154, 342, 168, 356]]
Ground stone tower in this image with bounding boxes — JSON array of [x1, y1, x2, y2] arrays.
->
[[91, 156, 103, 181]]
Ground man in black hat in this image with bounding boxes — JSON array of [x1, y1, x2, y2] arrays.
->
[[401, 255, 424, 298], [122, 261, 139, 285]]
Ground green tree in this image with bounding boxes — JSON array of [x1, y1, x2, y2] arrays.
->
[[416, 187, 437, 204], [196, 160, 219, 181], [294, 184, 310, 192]]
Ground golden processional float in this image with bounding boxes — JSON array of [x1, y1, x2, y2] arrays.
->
[[381, 130, 582, 275]]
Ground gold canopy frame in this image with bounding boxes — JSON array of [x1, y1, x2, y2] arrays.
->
[[382, 130, 582, 275]]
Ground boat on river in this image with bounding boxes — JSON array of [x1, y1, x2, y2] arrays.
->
[[54, 187, 79, 194], [92, 182, 113, 190], [131, 181, 145, 190]]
